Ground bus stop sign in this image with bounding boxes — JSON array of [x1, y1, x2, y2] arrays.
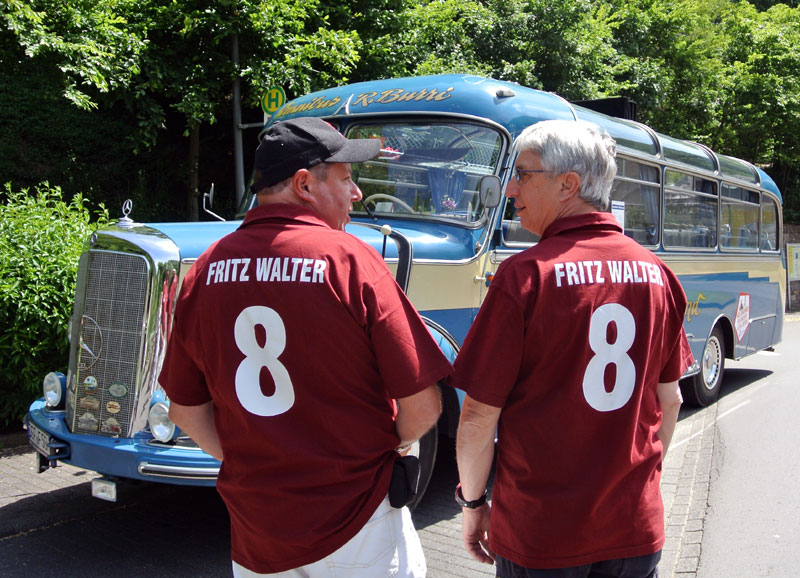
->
[[261, 87, 286, 114], [788, 244, 800, 281]]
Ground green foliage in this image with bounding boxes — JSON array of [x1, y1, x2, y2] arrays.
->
[[2, 0, 370, 220], [1, 0, 799, 221], [0, 183, 109, 428], [2, 0, 145, 110], [239, 0, 363, 102], [0, 29, 151, 213], [326, 0, 418, 81]]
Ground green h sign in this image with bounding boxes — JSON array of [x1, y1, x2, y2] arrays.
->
[[261, 87, 286, 114]]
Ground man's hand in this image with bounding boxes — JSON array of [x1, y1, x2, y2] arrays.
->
[[461, 502, 495, 564]]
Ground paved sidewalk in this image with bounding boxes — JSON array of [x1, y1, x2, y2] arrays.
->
[[659, 403, 718, 578]]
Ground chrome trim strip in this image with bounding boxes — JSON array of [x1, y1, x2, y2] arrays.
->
[[137, 462, 220, 480], [750, 312, 777, 324]]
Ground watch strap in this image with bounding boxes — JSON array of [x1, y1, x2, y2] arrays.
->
[[455, 483, 487, 509]]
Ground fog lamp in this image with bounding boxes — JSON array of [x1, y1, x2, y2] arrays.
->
[[43, 372, 66, 408]]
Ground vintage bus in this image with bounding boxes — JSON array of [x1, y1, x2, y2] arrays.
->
[[26, 74, 784, 503]]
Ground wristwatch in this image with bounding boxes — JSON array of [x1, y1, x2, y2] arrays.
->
[[455, 483, 488, 509]]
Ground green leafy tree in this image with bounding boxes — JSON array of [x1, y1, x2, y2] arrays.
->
[[482, 0, 624, 99], [0, 28, 142, 209], [378, 0, 626, 101], [2, 0, 799, 221], [326, 0, 418, 82], [714, 3, 800, 218], [2, 0, 363, 220]]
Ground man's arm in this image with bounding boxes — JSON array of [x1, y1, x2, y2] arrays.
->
[[456, 395, 502, 564], [656, 379, 683, 456], [169, 401, 223, 461], [395, 384, 442, 447]]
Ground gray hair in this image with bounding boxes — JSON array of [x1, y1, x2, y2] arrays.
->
[[514, 120, 617, 210]]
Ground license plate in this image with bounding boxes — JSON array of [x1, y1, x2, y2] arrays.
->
[[27, 421, 53, 457]]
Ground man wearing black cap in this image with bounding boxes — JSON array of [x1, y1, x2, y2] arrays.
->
[[159, 117, 451, 577]]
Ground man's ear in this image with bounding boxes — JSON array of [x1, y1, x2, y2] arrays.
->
[[292, 169, 315, 203], [559, 171, 581, 200]]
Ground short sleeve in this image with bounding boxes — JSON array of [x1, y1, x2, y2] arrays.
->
[[365, 273, 452, 400], [447, 282, 526, 408], [658, 266, 695, 383]]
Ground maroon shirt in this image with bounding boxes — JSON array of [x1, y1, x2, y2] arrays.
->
[[451, 213, 693, 568], [160, 203, 452, 573]]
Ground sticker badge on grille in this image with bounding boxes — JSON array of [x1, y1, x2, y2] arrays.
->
[[79, 395, 100, 411], [83, 376, 98, 392], [102, 418, 121, 435], [78, 412, 99, 431], [106, 401, 121, 414], [108, 382, 128, 398]]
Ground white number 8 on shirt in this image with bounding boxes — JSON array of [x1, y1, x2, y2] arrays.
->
[[234, 306, 295, 416], [582, 303, 636, 412]]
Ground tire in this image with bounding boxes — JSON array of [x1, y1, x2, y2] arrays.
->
[[407, 424, 438, 510], [681, 325, 725, 406]]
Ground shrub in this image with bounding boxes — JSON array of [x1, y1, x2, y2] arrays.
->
[[0, 183, 109, 428]]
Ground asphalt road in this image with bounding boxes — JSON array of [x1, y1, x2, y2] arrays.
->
[[696, 316, 800, 578]]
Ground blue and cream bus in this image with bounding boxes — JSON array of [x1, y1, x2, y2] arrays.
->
[[27, 74, 784, 503]]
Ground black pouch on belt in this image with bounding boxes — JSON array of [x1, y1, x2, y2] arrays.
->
[[389, 454, 421, 508]]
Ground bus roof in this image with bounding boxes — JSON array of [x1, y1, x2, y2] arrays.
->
[[268, 74, 781, 202]]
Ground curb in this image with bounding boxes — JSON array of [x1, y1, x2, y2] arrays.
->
[[660, 402, 718, 577]]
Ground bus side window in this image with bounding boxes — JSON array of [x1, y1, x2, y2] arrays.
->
[[761, 196, 779, 252], [720, 224, 732, 248], [721, 184, 759, 251], [738, 224, 758, 248], [663, 170, 717, 249], [501, 202, 539, 245], [610, 158, 660, 246], [502, 218, 540, 244]]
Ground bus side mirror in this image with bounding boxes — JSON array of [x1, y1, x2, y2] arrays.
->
[[479, 176, 503, 209]]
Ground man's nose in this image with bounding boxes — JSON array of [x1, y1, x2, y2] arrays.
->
[[351, 183, 363, 202], [505, 178, 518, 198]]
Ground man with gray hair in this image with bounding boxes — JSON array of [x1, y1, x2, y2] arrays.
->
[[451, 120, 692, 578]]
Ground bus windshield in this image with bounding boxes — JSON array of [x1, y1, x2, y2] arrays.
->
[[347, 122, 504, 224]]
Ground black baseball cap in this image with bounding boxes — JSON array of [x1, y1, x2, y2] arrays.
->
[[250, 117, 381, 191]]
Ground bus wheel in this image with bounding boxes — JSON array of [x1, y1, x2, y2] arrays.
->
[[407, 424, 438, 510], [682, 326, 725, 407]]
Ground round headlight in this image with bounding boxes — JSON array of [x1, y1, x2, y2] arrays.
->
[[148, 401, 176, 442], [43, 372, 66, 408]]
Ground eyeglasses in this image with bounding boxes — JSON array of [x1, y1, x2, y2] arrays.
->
[[513, 167, 550, 182]]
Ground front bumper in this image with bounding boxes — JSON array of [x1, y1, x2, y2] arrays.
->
[[26, 399, 219, 486]]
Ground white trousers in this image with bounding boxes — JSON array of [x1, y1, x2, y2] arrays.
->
[[231, 496, 426, 578]]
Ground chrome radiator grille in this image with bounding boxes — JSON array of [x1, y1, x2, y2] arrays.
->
[[68, 250, 150, 437]]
